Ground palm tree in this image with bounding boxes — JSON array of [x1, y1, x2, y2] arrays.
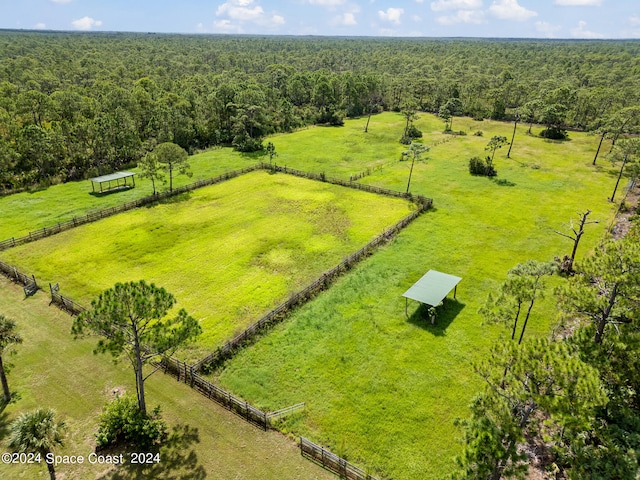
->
[[8, 409, 65, 480], [0, 315, 22, 403]]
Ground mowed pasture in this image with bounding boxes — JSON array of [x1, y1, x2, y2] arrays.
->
[[0, 170, 414, 358], [209, 114, 619, 479], [0, 277, 334, 480]]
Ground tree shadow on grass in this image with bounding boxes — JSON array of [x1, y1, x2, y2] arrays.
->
[[0, 410, 12, 441], [89, 186, 135, 197], [98, 424, 205, 480], [406, 299, 465, 337], [239, 150, 267, 161], [144, 192, 192, 208]]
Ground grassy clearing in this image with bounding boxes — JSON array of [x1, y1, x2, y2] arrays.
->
[[0, 152, 248, 240], [0, 277, 333, 480], [212, 113, 618, 479], [0, 112, 622, 479], [0, 170, 412, 359]]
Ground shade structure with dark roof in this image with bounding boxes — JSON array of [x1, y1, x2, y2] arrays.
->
[[403, 270, 462, 308], [90, 171, 136, 193]]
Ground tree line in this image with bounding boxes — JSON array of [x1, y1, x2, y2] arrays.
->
[[455, 219, 640, 479], [1, 31, 640, 190]]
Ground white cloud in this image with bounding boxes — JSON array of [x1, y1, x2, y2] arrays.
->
[[437, 9, 485, 24], [488, 0, 537, 21], [378, 7, 404, 24], [71, 16, 103, 30], [412, 14, 422, 21], [630, 14, 640, 27], [571, 20, 604, 38], [34, 23, 47, 29], [535, 21, 561, 37], [430, 0, 482, 11], [333, 12, 357, 25], [213, 19, 240, 32], [554, 0, 602, 5], [216, 0, 284, 28], [307, 0, 346, 6]]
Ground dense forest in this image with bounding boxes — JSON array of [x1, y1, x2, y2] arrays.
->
[[1, 31, 640, 189]]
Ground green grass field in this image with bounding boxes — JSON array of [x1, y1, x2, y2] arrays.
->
[[0, 170, 412, 360], [0, 112, 623, 479], [0, 152, 249, 240], [210, 113, 619, 479], [0, 277, 333, 480]]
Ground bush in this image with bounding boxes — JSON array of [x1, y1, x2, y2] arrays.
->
[[473, 130, 484, 137], [232, 135, 264, 152], [96, 396, 167, 451], [406, 124, 423, 139], [399, 136, 412, 145], [469, 156, 497, 177], [540, 127, 568, 140]]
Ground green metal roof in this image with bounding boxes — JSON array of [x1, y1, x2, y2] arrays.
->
[[402, 270, 462, 306], [90, 171, 135, 183]]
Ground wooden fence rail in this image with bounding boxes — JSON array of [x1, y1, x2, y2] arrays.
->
[[300, 437, 380, 480], [258, 162, 431, 207], [49, 290, 86, 316], [0, 260, 39, 296], [0, 162, 432, 253], [267, 402, 305, 420], [194, 202, 429, 373], [160, 356, 275, 430], [0, 165, 262, 252]]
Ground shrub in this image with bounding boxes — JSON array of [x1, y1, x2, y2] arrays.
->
[[473, 130, 484, 137], [469, 156, 497, 177], [406, 124, 423, 139], [540, 127, 568, 140], [469, 156, 486, 175], [232, 135, 264, 152], [96, 396, 167, 451], [399, 136, 412, 145]]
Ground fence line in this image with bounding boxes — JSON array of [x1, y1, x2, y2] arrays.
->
[[0, 163, 432, 253], [45, 288, 288, 432], [194, 202, 428, 373], [267, 402, 305, 420], [0, 260, 38, 296], [49, 289, 86, 316], [300, 437, 380, 480], [0, 165, 262, 252], [259, 162, 432, 207], [160, 356, 275, 430]]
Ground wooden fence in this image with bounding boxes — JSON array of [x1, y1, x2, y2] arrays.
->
[[160, 357, 304, 430], [194, 203, 428, 372], [259, 162, 432, 207], [0, 260, 38, 295], [0, 163, 431, 253], [0, 165, 261, 252], [300, 437, 380, 480], [49, 287, 86, 316]]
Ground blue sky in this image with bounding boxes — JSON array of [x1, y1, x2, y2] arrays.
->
[[1, 0, 639, 38]]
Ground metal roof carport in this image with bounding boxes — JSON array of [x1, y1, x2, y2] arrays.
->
[[90, 171, 136, 193], [402, 270, 462, 317]]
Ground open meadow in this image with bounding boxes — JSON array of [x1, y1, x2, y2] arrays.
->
[[210, 113, 618, 479], [0, 112, 622, 479], [0, 170, 412, 358]]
